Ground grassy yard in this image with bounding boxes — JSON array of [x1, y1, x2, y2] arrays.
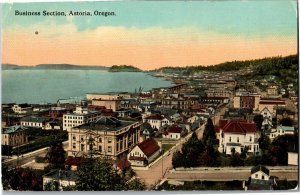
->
[[162, 144, 175, 154]]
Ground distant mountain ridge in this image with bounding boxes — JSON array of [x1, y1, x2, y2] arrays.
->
[[2, 64, 109, 70]]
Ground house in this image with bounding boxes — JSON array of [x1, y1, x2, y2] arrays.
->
[[268, 125, 295, 140], [20, 116, 50, 129], [12, 104, 32, 114], [246, 165, 275, 190], [275, 108, 296, 122], [218, 120, 259, 155], [143, 114, 164, 130], [44, 120, 61, 130], [141, 122, 156, 139], [162, 126, 183, 140], [67, 116, 141, 160], [43, 170, 78, 190], [267, 84, 278, 96], [258, 98, 286, 115], [128, 138, 160, 167], [2, 125, 28, 147], [260, 107, 273, 130]]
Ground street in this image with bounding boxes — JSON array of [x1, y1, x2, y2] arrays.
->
[[135, 124, 205, 188]]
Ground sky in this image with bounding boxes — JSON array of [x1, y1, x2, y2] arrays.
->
[[1, 1, 298, 70]]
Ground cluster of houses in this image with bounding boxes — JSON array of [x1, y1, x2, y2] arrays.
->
[[1, 69, 298, 190]]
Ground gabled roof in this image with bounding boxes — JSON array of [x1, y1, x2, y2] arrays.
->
[[20, 116, 50, 123], [251, 165, 269, 175], [145, 114, 164, 120], [221, 120, 257, 134], [137, 138, 160, 158], [168, 126, 182, 134], [2, 125, 27, 134]]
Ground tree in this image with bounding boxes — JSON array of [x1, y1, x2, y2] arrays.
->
[[172, 151, 186, 168], [253, 115, 263, 131], [45, 142, 66, 169], [202, 118, 216, 146], [2, 166, 42, 191], [280, 117, 293, 126], [127, 178, 147, 190], [258, 135, 271, 151], [230, 154, 244, 167], [74, 158, 145, 191]]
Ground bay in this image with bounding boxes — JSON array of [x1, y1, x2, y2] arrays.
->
[[1, 70, 172, 104]]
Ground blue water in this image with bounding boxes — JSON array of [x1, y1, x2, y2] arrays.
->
[[1, 70, 172, 104]]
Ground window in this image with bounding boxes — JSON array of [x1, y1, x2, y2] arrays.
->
[[99, 138, 102, 143], [108, 146, 112, 152], [81, 137, 84, 141], [73, 143, 76, 149], [255, 174, 258, 178], [250, 136, 252, 142], [73, 136, 76, 140], [229, 137, 231, 142], [262, 175, 264, 180], [108, 138, 112, 143], [99, 146, 102, 152], [80, 144, 85, 151], [237, 137, 239, 143]]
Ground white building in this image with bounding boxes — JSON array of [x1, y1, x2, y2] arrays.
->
[[218, 120, 260, 155], [143, 114, 165, 130], [20, 116, 49, 129], [268, 125, 295, 140], [128, 138, 160, 167], [12, 104, 32, 114], [162, 126, 182, 140], [62, 106, 101, 131], [251, 165, 270, 181], [43, 170, 77, 191]]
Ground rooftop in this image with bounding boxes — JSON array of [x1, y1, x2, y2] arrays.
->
[[251, 165, 270, 175], [2, 125, 27, 134], [75, 116, 136, 131], [137, 138, 160, 158]]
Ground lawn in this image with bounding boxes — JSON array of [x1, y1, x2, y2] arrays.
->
[[162, 144, 175, 154]]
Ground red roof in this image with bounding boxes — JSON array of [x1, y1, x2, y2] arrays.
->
[[137, 138, 160, 157], [64, 156, 83, 166], [168, 126, 182, 134], [221, 120, 257, 134], [145, 114, 164, 120], [259, 101, 285, 105], [129, 156, 146, 161]]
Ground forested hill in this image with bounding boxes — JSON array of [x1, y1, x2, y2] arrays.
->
[[152, 54, 298, 74], [108, 65, 142, 72]]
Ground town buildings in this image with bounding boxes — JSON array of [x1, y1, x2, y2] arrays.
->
[[218, 120, 260, 155], [1, 125, 28, 147], [128, 138, 160, 166], [67, 116, 141, 160], [62, 106, 102, 131]]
